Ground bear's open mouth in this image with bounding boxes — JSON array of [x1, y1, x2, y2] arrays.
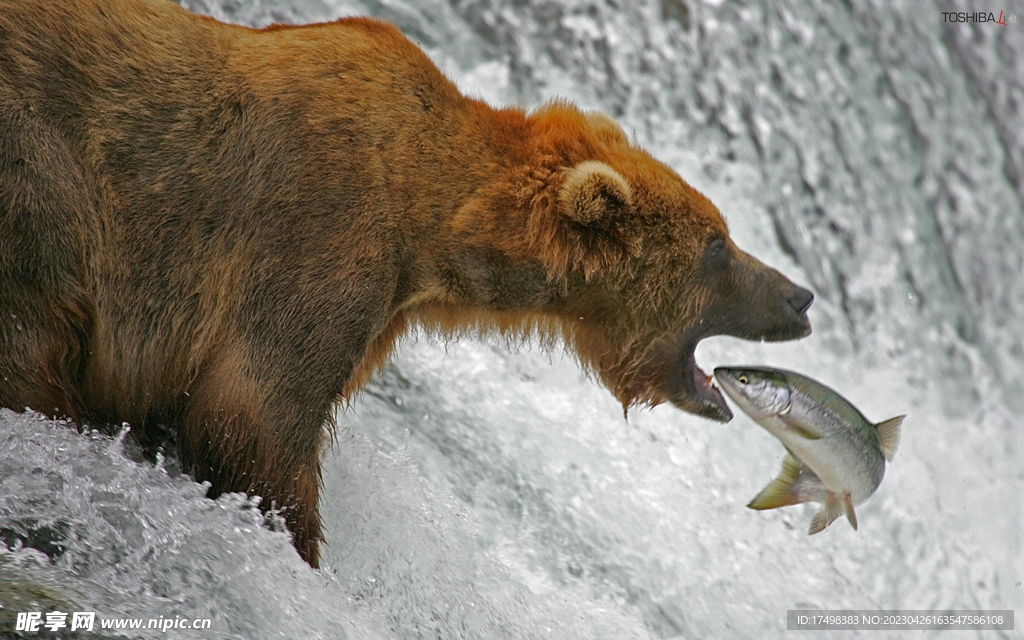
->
[[684, 351, 732, 422], [651, 333, 733, 422]]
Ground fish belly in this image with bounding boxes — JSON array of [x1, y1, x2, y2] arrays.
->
[[785, 440, 864, 500]]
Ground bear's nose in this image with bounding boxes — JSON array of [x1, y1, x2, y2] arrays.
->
[[788, 286, 814, 316]]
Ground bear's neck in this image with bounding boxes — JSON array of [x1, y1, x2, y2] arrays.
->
[[396, 102, 575, 326]]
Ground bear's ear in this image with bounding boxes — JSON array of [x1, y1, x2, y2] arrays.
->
[[538, 160, 639, 280], [558, 160, 632, 226]]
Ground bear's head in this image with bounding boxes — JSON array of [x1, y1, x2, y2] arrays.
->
[[437, 103, 812, 422], [552, 155, 812, 421]]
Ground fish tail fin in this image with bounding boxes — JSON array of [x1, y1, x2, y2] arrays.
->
[[808, 492, 844, 535], [841, 492, 858, 530], [748, 454, 806, 510], [876, 415, 904, 462]]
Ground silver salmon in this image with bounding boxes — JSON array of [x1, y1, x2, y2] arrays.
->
[[713, 366, 904, 534]]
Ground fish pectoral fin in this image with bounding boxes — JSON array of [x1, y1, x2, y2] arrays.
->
[[808, 492, 844, 535], [842, 493, 858, 530], [876, 415, 905, 462], [748, 454, 806, 510], [779, 415, 824, 440]]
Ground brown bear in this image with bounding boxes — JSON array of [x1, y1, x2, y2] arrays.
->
[[0, 0, 812, 568]]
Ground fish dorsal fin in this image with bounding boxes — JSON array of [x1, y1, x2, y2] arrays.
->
[[875, 415, 904, 462], [779, 415, 824, 440], [808, 492, 844, 535], [842, 493, 858, 530], [747, 454, 806, 511]]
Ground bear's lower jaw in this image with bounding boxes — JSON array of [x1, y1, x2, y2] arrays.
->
[[689, 361, 732, 422], [656, 350, 733, 422]]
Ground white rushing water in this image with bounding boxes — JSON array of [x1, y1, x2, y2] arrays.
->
[[2, 1, 1022, 638]]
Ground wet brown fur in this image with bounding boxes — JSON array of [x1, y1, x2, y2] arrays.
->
[[0, 0, 812, 567]]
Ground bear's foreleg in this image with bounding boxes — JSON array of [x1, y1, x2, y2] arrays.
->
[[179, 350, 326, 567]]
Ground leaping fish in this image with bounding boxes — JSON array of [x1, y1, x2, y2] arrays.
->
[[713, 366, 904, 534]]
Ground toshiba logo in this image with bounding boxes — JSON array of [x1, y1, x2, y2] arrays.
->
[[941, 10, 1016, 24]]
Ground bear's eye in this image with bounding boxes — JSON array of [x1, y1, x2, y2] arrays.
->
[[704, 237, 727, 267]]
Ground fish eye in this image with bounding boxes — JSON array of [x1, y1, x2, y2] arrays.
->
[[738, 375, 748, 384]]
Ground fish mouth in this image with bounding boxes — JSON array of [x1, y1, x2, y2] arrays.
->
[[665, 338, 732, 423]]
